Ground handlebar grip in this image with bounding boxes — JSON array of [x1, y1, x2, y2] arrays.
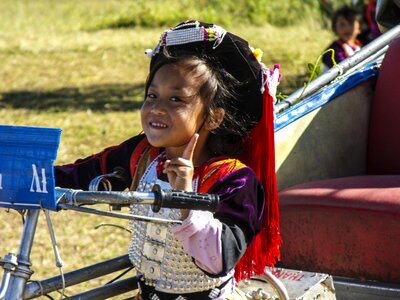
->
[[152, 184, 219, 213]]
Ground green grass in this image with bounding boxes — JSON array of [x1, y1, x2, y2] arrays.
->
[[1, 208, 136, 299], [0, 0, 337, 32], [0, 0, 339, 298]]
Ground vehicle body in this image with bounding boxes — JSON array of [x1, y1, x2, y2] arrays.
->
[[274, 22, 400, 299]]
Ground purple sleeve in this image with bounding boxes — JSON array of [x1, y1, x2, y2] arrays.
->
[[212, 167, 264, 241], [55, 134, 145, 190]]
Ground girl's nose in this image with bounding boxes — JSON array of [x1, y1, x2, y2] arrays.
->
[[150, 99, 166, 114]]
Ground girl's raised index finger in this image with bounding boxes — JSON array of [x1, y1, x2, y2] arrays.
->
[[182, 134, 199, 161]]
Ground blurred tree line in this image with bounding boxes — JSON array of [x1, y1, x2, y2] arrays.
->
[[88, 0, 353, 30]]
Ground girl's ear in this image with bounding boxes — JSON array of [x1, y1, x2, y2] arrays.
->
[[205, 108, 225, 131]]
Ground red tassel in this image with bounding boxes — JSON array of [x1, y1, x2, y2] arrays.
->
[[235, 83, 281, 282]]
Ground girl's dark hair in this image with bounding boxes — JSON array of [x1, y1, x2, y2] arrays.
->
[[144, 52, 256, 156], [332, 5, 362, 33]]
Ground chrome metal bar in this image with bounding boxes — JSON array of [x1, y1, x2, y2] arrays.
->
[[65, 276, 139, 300], [275, 25, 400, 113], [0, 253, 18, 300], [56, 188, 154, 206], [261, 269, 290, 300], [24, 255, 132, 299], [344, 45, 387, 76], [5, 210, 40, 300], [0, 272, 11, 300], [56, 186, 219, 217], [57, 204, 182, 224]]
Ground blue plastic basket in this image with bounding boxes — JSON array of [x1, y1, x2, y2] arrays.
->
[[0, 125, 61, 211]]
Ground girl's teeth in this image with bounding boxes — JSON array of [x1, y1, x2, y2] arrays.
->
[[152, 122, 167, 128]]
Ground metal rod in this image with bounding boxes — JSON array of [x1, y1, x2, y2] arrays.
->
[[56, 188, 155, 206], [344, 45, 386, 76], [64, 276, 139, 300], [5, 210, 40, 300], [57, 204, 182, 224], [275, 24, 400, 113], [0, 272, 11, 300], [24, 255, 132, 299], [261, 269, 290, 300], [56, 186, 219, 213], [0, 253, 18, 300]]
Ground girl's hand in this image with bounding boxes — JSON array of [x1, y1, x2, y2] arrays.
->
[[163, 134, 199, 220], [163, 134, 198, 192]]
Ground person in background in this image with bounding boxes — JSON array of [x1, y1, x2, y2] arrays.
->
[[322, 5, 363, 69]]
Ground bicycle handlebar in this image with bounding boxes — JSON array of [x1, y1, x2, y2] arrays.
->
[[56, 184, 219, 213]]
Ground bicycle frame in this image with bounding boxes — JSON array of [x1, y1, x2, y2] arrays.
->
[[0, 186, 290, 299], [1, 210, 39, 300], [0, 184, 221, 299], [1, 204, 138, 299]]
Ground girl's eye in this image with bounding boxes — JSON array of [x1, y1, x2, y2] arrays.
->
[[146, 93, 156, 99], [170, 96, 181, 102]]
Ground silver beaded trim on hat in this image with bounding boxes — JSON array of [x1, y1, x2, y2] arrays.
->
[[145, 23, 227, 57]]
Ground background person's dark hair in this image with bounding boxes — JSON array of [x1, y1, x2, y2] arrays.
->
[[144, 54, 255, 157], [331, 5, 362, 33]]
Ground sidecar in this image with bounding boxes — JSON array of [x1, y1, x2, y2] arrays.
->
[[273, 20, 400, 300]]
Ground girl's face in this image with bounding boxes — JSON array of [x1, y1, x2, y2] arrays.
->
[[335, 16, 361, 43], [141, 63, 208, 156]]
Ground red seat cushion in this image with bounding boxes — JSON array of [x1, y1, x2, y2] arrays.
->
[[367, 38, 400, 174], [279, 175, 400, 283]]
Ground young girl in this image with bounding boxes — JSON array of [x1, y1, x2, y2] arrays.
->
[[322, 6, 362, 69], [55, 21, 281, 299]]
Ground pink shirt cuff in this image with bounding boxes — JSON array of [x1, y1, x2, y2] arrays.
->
[[171, 210, 223, 274]]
